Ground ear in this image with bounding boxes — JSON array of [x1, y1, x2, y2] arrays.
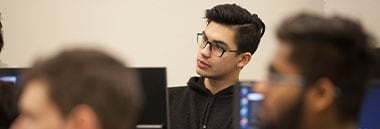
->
[[68, 105, 100, 129], [305, 78, 336, 113], [237, 52, 252, 68]]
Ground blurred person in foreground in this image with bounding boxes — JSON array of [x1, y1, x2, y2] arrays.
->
[[255, 13, 376, 129], [11, 49, 143, 129]]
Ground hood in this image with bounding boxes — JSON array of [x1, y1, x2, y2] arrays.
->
[[187, 76, 235, 96]]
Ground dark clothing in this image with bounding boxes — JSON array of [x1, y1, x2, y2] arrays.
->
[[169, 77, 235, 129]]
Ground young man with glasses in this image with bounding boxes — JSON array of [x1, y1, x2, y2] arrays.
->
[[169, 3, 265, 129], [255, 13, 376, 129]]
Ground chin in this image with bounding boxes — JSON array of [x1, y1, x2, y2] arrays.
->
[[196, 70, 206, 77], [196, 69, 210, 78]]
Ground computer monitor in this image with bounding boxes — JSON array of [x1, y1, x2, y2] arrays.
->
[[0, 68, 25, 86], [0, 67, 169, 129], [234, 81, 263, 129], [135, 67, 169, 129], [358, 79, 380, 129], [233, 79, 380, 129]]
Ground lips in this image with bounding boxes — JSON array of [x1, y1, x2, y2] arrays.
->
[[197, 59, 211, 69]]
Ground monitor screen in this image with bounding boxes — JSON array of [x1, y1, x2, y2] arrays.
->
[[0, 68, 25, 86], [136, 67, 168, 129], [232, 80, 380, 129], [358, 80, 380, 129], [234, 81, 263, 129]]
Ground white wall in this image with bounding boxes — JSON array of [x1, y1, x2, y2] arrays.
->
[[0, 0, 377, 86], [324, 0, 380, 45]]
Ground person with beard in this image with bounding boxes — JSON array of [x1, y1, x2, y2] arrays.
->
[[254, 13, 376, 129], [169, 3, 265, 129]]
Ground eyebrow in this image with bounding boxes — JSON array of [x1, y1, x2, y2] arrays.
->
[[202, 31, 229, 47]]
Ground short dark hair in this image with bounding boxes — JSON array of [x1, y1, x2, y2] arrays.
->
[[205, 3, 265, 54], [0, 13, 3, 53], [277, 13, 376, 122], [22, 49, 143, 129]]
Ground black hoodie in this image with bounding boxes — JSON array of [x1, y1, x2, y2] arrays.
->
[[169, 76, 235, 129]]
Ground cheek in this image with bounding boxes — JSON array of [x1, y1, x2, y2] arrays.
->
[[263, 87, 302, 118], [216, 57, 238, 67], [213, 58, 236, 71], [34, 104, 66, 129]]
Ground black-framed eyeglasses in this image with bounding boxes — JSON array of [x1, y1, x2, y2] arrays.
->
[[196, 32, 238, 57], [265, 72, 341, 98], [266, 72, 306, 86]]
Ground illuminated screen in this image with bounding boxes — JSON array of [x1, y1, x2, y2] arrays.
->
[[358, 84, 380, 129], [0, 68, 24, 86], [234, 81, 263, 129]]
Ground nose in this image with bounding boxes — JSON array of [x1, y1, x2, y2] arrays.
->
[[200, 43, 212, 57]]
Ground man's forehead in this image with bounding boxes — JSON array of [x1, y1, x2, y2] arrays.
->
[[204, 22, 236, 47]]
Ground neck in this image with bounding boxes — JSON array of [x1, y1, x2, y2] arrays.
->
[[204, 71, 239, 95]]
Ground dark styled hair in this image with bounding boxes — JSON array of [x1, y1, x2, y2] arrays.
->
[[0, 13, 3, 53], [205, 3, 265, 54], [22, 49, 143, 129], [277, 13, 376, 122]]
